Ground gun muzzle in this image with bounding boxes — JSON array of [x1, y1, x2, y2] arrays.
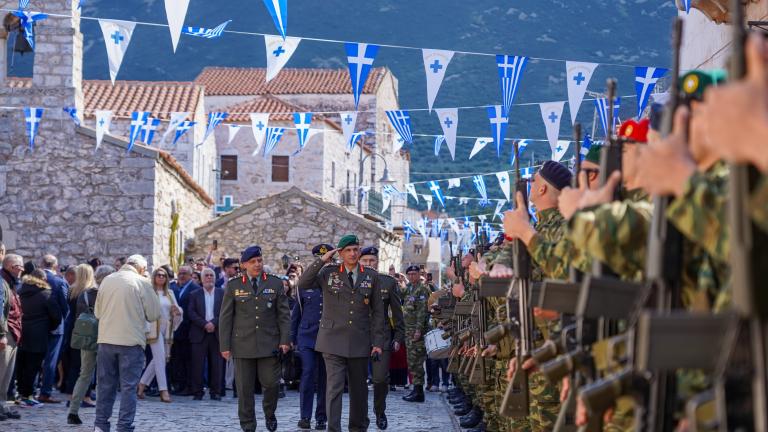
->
[[539, 350, 592, 383], [579, 369, 647, 416], [531, 339, 562, 366], [484, 323, 514, 345]]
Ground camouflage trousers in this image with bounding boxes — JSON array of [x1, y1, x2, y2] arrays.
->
[[494, 359, 525, 432], [478, 362, 501, 432], [405, 335, 426, 386], [604, 397, 635, 432], [529, 371, 560, 432]]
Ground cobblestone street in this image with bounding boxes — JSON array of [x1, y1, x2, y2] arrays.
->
[[6, 387, 459, 432]]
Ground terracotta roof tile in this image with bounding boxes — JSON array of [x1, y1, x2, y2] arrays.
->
[[82, 80, 202, 120], [221, 94, 342, 132], [195, 67, 387, 96]]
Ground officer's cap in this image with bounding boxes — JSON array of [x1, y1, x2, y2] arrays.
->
[[406, 265, 420, 274], [240, 245, 262, 262], [360, 246, 379, 257], [312, 243, 334, 257], [337, 234, 359, 251]]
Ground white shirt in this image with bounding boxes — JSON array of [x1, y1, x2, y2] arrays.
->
[[204, 288, 215, 322]]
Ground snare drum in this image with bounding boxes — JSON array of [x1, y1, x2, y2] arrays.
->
[[425, 329, 451, 359]]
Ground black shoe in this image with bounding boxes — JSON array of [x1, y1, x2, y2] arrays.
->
[[448, 395, 465, 404], [459, 409, 482, 429], [192, 394, 203, 401], [454, 403, 472, 416], [402, 385, 425, 402], [210, 394, 221, 401], [450, 398, 467, 407], [401, 388, 416, 401], [376, 413, 388, 430], [0, 412, 6, 421], [298, 418, 311, 429], [467, 422, 487, 432], [67, 414, 82, 425], [4, 411, 19, 420], [266, 416, 278, 432], [315, 420, 326, 430]]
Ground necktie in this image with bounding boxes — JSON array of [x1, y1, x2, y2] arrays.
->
[[252, 277, 259, 294], [348, 271, 355, 288]]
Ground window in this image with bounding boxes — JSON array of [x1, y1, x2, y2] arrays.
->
[[331, 162, 336, 188], [272, 156, 290, 182], [220, 155, 238, 181]]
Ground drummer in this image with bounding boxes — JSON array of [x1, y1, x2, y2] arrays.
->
[[401, 265, 431, 403]]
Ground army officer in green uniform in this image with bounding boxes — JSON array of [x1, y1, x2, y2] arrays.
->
[[298, 234, 387, 432], [219, 245, 291, 432]]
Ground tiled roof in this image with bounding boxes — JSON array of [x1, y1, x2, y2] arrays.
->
[[221, 94, 342, 132], [82, 80, 202, 120], [195, 67, 387, 96]]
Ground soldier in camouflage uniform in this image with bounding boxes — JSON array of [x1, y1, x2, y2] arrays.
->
[[401, 265, 431, 403]]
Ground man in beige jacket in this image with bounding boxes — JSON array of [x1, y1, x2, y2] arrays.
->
[[94, 255, 161, 432]]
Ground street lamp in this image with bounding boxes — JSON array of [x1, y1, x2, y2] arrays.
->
[[358, 152, 396, 215]]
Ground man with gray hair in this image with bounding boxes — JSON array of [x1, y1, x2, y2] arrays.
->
[[94, 255, 161, 432], [0, 254, 23, 421], [38, 254, 69, 404]]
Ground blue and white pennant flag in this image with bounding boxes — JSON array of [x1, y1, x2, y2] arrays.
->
[[386, 110, 413, 146], [682, 0, 691, 14], [469, 137, 492, 160], [566, 61, 599, 125], [347, 132, 367, 152], [496, 55, 528, 116], [487, 105, 508, 158], [98, 19, 136, 84], [580, 134, 593, 161], [164, 0, 190, 52], [173, 120, 196, 146], [495, 171, 511, 201], [265, 35, 301, 82], [62, 107, 81, 126], [435, 108, 458, 160], [552, 140, 570, 163], [594, 97, 621, 138], [201, 112, 228, 144], [433, 135, 445, 157], [422, 49, 454, 112], [140, 117, 161, 145], [12, 11, 48, 50], [345, 43, 380, 109], [262, 0, 288, 39], [127, 111, 149, 153], [23, 107, 44, 152], [158, 112, 189, 147], [182, 20, 231, 38], [250, 113, 270, 155], [263, 127, 285, 157], [510, 139, 529, 166], [540, 101, 565, 155], [293, 112, 312, 154], [94, 110, 112, 151], [472, 175, 490, 205], [428, 181, 446, 208], [634, 66, 668, 118]]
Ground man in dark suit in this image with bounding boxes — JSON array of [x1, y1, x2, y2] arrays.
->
[[170, 265, 201, 395], [298, 235, 387, 432], [188, 267, 224, 400], [220, 245, 291, 432], [291, 244, 333, 430], [359, 246, 405, 430], [38, 254, 69, 404]]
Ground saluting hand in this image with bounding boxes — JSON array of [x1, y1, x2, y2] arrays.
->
[[321, 248, 338, 263]]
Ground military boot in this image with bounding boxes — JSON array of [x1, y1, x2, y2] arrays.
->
[[466, 422, 486, 432], [453, 402, 473, 416], [401, 387, 417, 401], [459, 408, 483, 428], [402, 385, 425, 402]]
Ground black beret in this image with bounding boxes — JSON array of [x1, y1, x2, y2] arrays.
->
[[539, 161, 572, 191], [406, 265, 420, 274], [222, 258, 239, 268], [240, 245, 262, 262], [360, 246, 379, 257], [311, 243, 334, 257]]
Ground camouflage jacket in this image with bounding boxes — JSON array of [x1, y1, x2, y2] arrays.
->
[[750, 175, 768, 235], [568, 189, 653, 281], [666, 162, 730, 311], [402, 282, 431, 333]]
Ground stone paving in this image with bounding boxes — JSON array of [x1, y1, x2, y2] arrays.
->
[[5, 387, 460, 432]]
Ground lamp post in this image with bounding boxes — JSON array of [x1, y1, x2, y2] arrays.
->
[[357, 151, 396, 215]]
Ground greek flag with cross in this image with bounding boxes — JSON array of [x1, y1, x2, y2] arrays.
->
[[580, 134, 594, 161], [62, 107, 81, 126], [98, 19, 136, 84], [173, 120, 196, 146], [249, 113, 270, 156], [345, 43, 380, 109], [202, 112, 228, 144], [263, 127, 285, 157], [565, 61, 598, 125], [339, 111, 358, 151], [182, 20, 231, 38], [539, 101, 565, 156], [140, 117, 161, 145], [262, 0, 288, 39], [428, 181, 446, 208], [472, 175, 490, 206], [12, 11, 48, 50], [634, 66, 668, 118], [386, 110, 414, 145], [293, 112, 312, 154], [127, 111, 149, 153], [496, 55, 528, 116], [487, 105, 508, 158], [594, 97, 621, 138], [23, 107, 44, 152]]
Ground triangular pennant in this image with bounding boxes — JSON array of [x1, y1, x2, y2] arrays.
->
[[683, 0, 691, 13], [62, 107, 81, 126], [565, 61, 598, 125], [127, 111, 149, 153], [263, 127, 285, 157], [94, 110, 112, 151], [487, 105, 508, 158], [201, 112, 228, 144], [469, 137, 492, 160], [580, 134, 593, 161], [386, 110, 413, 145], [428, 181, 446, 208], [347, 132, 366, 152], [164, 0, 190, 53], [510, 139, 530, 166], [140, 117, 161, 145], [494, 199, 507, 221], [228, 124, 242, 145], [265, 35, 301, 82], [262, 0, 288, 39], [98, 19, 136, 84], [496, 55, 528, 116], [23, 107, 43, 152], [540, 101, 565, 152], [423, 195, 433, 211], [12, 11, 47, 50], [172, 120, 196, 146], [250, 113, 270, 156], [422, 49, 454, 112], [435, 108, 458, 160], [447, 178, 461, 189], [552, 140, 570, 162], [293, 112, 312, 153], [405, 183, 419, 203], [433, 135, 445, 157], [472, 175, 489, 205], [159, 112, 189, 147], [382, 187, 392, 213], [340, 111, 357, 150], [182, 20, 231, 38], [634, 66, 668, 118], [345, 42, 380, 109], [594, 97, 621, 138], [448, 218, 460, 236], [392, 135, 405, 153], [495, 171, 511, 201]]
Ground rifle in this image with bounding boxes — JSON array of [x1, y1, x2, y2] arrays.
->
[[468, 231, 488, 385], [500, 140, 533, 418]]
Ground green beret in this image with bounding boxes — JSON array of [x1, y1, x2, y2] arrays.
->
[[337, 234, 359, 250], [584, 143, 603, 164], [680, 69, 727, 102]]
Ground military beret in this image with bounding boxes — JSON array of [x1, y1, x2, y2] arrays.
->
[[538, 160, 572, 191], [337, 234, 359, 250], [311, 243, 334, 257], [406, 265, 420, 274], [240, 245, 262, 262], [360, 246, 379, 257], [619, 118, 650, 143], [222, 258, 239, 268], [584, 143, 603, 164], [680, 69, 727, 102]]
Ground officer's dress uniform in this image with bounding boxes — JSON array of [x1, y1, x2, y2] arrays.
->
[[370, 272, 405, 422], [219, 272, 290, 432], [290, 273, 327, 425], [298, 259, 387, 432]]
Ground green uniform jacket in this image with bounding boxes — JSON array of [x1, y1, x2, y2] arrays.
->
[[219, 273, 291, 359], [298, 258, 387, 358], [376, 273, 405, 350]]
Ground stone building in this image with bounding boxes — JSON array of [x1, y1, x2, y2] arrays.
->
[[195, 67, 412, 227], [190, 187, 402, 273], [0, 0, 213, 266]]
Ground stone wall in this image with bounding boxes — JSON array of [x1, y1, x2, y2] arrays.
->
[[191, 187, 402, 273]]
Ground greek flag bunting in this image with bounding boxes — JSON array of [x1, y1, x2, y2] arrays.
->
[[433, 135, 445, 157], [62, 107, 80, 126], [182, 20, 231, 38], [594, 97, 621, 138], [435, 108, 458, 160], [447, 178, 461, 189], [496, 55, 528, 116], [164, 0, 190, 52], [159, 112, 189, 147], [422, 49, 454, 112], [386, 110, 413, 145], [510, 139, 530, 166], [580, 134, 593, 161], [540, 101, 566, 154], [173, 120, 196, 146], [487, 105, 508, 158], [94, 110, 112, 151], [493, 199, 507, 221], [293, 112, 312, 154], [347, 132, 367, 152], [263, 127, 285, 157], [23, 107, 44, 152], [683, 0, 691, 13], [202, 112, 228, 144], [469, 137, 492, 160], [140, 117, 161, 145], [98, 19, 136, 84], [423, 195, 433, 211], [565, 61, 599, 125], [265, 35, 301, 81], [552, 140, 570, 162], [405, 183, 419, 203], [473, 175, 490, 205], [262, 0, 288, 39], [635, 66, 668, 118], [12, 11, 48, 50], [345, 43, 380, 109], [428, 181, 446, 208], [227, 124, 242, 145], [127, 111, 149, 153], [18, 0, 30, 9], [250, 113, 270, 156], [495, 171, 511, 201]]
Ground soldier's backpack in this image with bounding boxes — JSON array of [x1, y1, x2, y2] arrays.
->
[[70, 292, 98, 351]]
